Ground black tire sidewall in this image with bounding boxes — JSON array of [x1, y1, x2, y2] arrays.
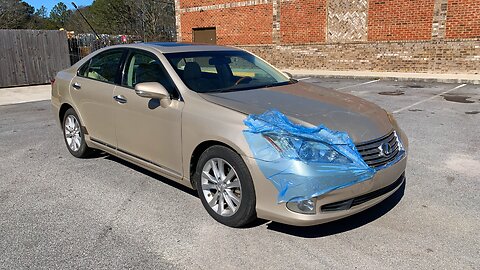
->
[[62, 108, 90, 158], [194, 145, 257, 227]]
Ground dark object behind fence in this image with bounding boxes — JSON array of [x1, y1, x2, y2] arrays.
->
[[67, 31, 174, 65], [0, 29, 70, 88], [67, 33, 143, 65]]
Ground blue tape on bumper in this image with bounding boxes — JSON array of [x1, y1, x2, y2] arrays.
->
[[243, 109, 377, 203]]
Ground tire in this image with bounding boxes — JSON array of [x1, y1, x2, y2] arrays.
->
[[194, 145, 257, 227], [62, 108, 94, 158]]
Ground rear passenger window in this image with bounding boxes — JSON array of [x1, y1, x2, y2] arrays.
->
[[79, 50, 124, 83]]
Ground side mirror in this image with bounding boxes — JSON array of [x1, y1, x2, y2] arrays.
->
[[283, 71, 293, 79], [135, 82, 171, 107]]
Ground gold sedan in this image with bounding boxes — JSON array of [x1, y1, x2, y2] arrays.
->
[[52, 43, 408, 227]]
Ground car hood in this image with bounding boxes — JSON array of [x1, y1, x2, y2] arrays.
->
[[198, 82, 393, 143]]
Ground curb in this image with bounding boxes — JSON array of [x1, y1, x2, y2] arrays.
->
[[0, 84, 51, 106], [286, 71, 480, 85]]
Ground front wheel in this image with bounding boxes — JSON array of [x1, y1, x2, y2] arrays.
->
[[62, 108, 94, 158], [194, 145, 257, 227]]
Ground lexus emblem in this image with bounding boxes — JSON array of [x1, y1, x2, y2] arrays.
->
[[378, 143, 392, 157]]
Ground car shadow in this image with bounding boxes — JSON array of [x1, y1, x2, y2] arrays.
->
[[93, 152, 405, 234], [91, 152, 271, 227], [102, 153, 198, 198], [266, 180, 406, 238]]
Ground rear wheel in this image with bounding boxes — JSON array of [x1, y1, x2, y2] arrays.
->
[[194, 145, 256, 227], [62, 108, 93, 158]]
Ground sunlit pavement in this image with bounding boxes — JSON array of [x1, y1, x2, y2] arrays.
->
[[0, 78, 479, 269]]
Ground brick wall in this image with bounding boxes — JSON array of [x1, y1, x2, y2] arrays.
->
[[180, 4, 273, 45], [180, 0, 245, 9], [176, 0, 480, 74], [368, 0, 435, 41], [446, 0, 480, 39], [280, 0, 327, 44]]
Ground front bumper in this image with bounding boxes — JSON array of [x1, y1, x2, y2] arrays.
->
[[246, 152, 407, 226]]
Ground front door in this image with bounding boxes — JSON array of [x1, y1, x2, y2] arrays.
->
[[113, 50, 184, 177], [70, 49, 125, 146]]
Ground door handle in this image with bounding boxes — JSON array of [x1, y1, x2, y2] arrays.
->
[[72, 82, 81, 90], [113, 95, 127, 104]]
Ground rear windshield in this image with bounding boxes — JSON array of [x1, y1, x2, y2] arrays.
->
[[164, 50, 294, 93]]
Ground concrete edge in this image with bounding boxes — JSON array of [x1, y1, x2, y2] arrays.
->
[[285, 70, 480, 85], [0, 84, 51, 106]]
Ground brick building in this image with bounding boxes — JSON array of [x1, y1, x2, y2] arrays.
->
[[174, 0, 480, 74]]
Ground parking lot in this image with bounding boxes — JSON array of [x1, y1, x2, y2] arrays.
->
[[0, 78, 479, 269]]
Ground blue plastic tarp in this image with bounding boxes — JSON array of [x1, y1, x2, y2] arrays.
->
[[243, 109, 377, 203]]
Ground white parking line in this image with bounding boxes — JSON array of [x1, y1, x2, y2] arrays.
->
[[335, 79, 380, 90], [393, 84, 467, 114], [297, 77, 311, 81]]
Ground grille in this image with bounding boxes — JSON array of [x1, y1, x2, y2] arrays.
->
[[355, 131, 401, 168]]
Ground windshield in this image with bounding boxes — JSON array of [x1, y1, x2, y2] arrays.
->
[[164, 50, 294, 93]]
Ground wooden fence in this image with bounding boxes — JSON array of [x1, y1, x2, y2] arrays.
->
[[0, 30, 70, 88]]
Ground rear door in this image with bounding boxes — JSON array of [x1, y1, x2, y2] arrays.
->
[[112, 49, 184, 177], [70, 49, 126, 146]]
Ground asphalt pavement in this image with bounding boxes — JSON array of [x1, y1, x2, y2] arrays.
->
[[0, 79, 479, 269]]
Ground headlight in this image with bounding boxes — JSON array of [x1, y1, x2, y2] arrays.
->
[[263, 133, 353, 164]]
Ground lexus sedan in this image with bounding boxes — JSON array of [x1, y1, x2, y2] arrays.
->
[[52, 42, 408, 227]]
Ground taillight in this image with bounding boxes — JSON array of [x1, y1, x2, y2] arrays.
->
[[50, 78, 55, 84]]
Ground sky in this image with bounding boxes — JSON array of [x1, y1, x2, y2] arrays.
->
[[24, 0, 94, 13]]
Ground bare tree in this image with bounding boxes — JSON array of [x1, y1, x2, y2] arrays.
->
[[0, 0, 34, 29], [126, 0, 176, 41], [70, 0, 175, 40], [116, 0, 175, 41]]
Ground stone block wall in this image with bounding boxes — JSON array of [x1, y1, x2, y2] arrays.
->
[[327, 0, 368, 42], [240, 40, 480, 73], [175, 0, 480, 74]]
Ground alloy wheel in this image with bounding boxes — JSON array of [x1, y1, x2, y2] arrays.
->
[[64, 115, 82, 152], [201, 158, 242, 217]]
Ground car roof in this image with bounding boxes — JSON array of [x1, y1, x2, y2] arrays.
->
[[108, 42, 243, 54]]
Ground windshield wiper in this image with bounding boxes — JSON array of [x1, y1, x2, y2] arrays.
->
[[213, 85, 261, 93], [208, 80, 296, 94], [262, 80, 296, 88]]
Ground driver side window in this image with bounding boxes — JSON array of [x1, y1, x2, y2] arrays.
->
[[122, 51, 177, 98]]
